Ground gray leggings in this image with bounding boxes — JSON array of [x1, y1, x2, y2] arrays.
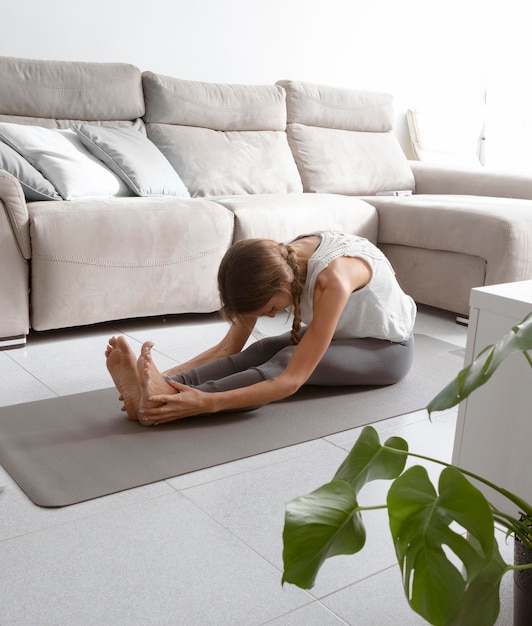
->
[[169, 330, 415, 407]]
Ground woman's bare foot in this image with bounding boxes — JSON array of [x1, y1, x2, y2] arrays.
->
[[105, 336, 141, 420], [137, 341, 177, 424]]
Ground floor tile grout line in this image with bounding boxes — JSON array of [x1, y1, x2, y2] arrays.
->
[[258, 599, 352, 626], [166, 438, 345, 492], [313, 561, 402, 603], [0, 488, 182, 545], [177, 486, 307, 580]]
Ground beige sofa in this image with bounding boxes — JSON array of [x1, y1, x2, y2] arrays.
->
[[1, 56, 531, 349]]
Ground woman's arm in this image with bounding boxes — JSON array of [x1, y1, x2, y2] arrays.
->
[[203, 256, 371, 410], [145, 322, 338, 421], [146, 256, 372, 422], [163, 315, 256, 377]]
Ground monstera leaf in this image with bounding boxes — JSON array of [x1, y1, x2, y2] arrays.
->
[[387, 465, 507, 625], [333, 424, 408, 489], [427, 311, 532, 414], [282, 428, 512, 624], [282, 315, 532, 625], [282, 480, 365, 589], [282, 426, 408, 589]]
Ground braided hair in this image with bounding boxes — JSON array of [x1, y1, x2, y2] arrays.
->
[[278, 242, 305, 344], [218, 238, 305, 344]]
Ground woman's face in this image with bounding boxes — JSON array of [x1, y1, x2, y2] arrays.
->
[[250, 290, 292, 318]]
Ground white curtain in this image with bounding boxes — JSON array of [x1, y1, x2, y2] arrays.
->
[[483, 3, 532, 172]]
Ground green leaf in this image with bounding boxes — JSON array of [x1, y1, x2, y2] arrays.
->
[[387, 465, 496, 625], [282, 480, 365, 589], [448, 537, 508, 626], [282, 427, 408, 590], [427, 311, 532, 414], [333, 425, 408, 492]]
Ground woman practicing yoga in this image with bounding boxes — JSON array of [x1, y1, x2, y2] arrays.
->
[[105, 230, 417, 426]]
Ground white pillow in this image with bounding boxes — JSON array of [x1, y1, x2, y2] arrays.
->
[[0, 140, 61, 201], [0, 123, 131, 200], [406, 108, 483, 167], [73, 124, 189, 197]]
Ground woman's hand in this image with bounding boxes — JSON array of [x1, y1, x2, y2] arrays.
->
[[138, 380, 212, 426]]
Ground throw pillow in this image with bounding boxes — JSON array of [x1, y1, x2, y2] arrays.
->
[[0, 122, 131, 200], [0, 140, 61, 201], [73, 124, 190, 197]]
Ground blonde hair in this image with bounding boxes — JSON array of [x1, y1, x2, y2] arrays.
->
[[218, 238, 305, 344]]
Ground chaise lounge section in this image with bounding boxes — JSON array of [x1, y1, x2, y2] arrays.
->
[[276, 79, 532, 316]]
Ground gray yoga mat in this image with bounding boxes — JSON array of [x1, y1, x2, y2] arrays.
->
[[0, 334, 463, 508]]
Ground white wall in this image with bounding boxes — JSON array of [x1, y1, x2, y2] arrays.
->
[[0, 0, 526, 164]]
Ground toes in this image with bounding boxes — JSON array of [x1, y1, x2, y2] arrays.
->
[[139, 413, 154, 426], [141, 341, 154, 356], [105, 336, 118, 357], [116, 336, 132, 354]]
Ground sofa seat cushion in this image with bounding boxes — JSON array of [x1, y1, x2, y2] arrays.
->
[[142, 73, 302, 197], [211, 193, 378, 244], [369, 194, 532, 287], [28, 197, 234, 330]]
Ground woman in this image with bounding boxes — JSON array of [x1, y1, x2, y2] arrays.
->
[[106, 230, 416, 425]]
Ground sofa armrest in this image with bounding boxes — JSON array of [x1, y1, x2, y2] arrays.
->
[[0, 169, 31, 258], [410, 161, 532, 201], [0, 170, 30, 345]]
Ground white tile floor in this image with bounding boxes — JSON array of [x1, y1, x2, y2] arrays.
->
[[0, 306, 514, 625]]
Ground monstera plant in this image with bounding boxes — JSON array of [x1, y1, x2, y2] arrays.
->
[[282, 313, 532, 626]]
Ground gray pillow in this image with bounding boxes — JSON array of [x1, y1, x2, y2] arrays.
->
[[73, 124, 190, 197], [0, 140, 61, 201], [0, 123, 131, 200]]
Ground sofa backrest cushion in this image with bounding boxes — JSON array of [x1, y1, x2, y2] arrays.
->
[[142, 72, 302, 196], [0, 56, 144, 121], [277, 80, 415, 195]]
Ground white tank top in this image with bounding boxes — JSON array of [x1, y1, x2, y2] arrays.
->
[[295, 231, 416, 342]]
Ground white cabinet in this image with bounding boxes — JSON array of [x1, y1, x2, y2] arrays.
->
[[452, 280, 532, 516]]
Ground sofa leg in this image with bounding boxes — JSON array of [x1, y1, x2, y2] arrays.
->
[[456, 315, 469, 327], [0, 334, 27, 350]]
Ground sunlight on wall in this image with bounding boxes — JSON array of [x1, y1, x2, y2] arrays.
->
[[0, 0, 529, 170], [404, 1, 532, 172], [482, 5, 532, 172]]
